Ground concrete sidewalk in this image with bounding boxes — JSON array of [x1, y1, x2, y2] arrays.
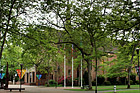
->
[[0, 85, 139, 93], [0, 85, 103, 93]]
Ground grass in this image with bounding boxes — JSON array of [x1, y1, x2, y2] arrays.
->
[[64, 85, 140, 91], [64, 89, 92, 91], [92, 85, 139, 90], [106, 90, 140, 93]]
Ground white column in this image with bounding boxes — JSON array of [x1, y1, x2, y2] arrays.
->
[[64, 44, 66, 87], [72, 44, 74, 88], [64, 54, 66, 87]]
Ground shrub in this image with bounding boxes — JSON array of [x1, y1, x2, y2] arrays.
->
[[93, 75, 105, 85], [15, 77, 19, 82], [59, 77, 72, 86], [119, 77, 127, 85], [103, 81, 111, 85], [45, 84, 48, 87], [117, 81, 122, 85], [135, 80, 139, 84], [130, 74, 136, 84], [45, 83, 62, 87], [83, 71, 89, 85], [97, 75, 105, 85], [107, 77, 117, 85], [45, 80, 57, 87], [116, 81, 121, 85], [49, 80, 57, 84], [92, 81, 96, 86], [66, 78, 72, 86], [74, 78, 78, 86], [130, 80, 133, 85], [58, 84, 63, 87]]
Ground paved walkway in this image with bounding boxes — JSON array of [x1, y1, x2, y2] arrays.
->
[[0, 85, 106, 93], [0, 85, 139, 93]]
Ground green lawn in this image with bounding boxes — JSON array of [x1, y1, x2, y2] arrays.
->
[[64, 89, 92, 91], [106, 90, 140, 93], [92, 85, 139, 90], [64, 85, 140, 91]]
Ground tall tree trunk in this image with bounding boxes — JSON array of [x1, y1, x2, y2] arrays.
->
[[0, 0, 16, 60], [78, 65, 80, 86], [0, 32, 7, 59], [127, 69, 130, 88], [127, 44, 137, 89], [87, 60, 92, 90], [47, 58, 50, 87], [0, 33, 7, 88], [94, 40, 98, 93], [47, 69, 50, 86], [5, 62, 9, 88]]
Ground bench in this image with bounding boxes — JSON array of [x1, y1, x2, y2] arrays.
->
[[4, 88, 25, 92]]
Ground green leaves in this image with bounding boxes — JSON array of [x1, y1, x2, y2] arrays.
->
[[1, 45, 23, 74]]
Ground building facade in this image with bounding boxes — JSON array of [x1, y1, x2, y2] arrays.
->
[[24, 52, 138, 86]]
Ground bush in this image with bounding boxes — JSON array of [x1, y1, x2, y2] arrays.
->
[[103, 81, 111, 85], [58, 84, 63, 87], [119, 77, 127, 85], [107, 77, 117, 85], [93, 75, 105, 85], [66, 78, 72, 86], [45, 80, 58, 87], [83, 71, 89, 85], [92, 81, 96, 86], [45, 83, 62, 87], [116, 81, 121, 85], [130, 74, 136, 84], [130, 80, 133, 85], [74, 80, 78, 86], [97, 75, 105, 85], [15, 77, 19, 82], [49, 80, 57, 84], [45, 84, 48, 87], [116, 81, 122, 85], [135, 80, 139, 84], [45, 84, 56, 87], [59, 77, 72, 86]]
